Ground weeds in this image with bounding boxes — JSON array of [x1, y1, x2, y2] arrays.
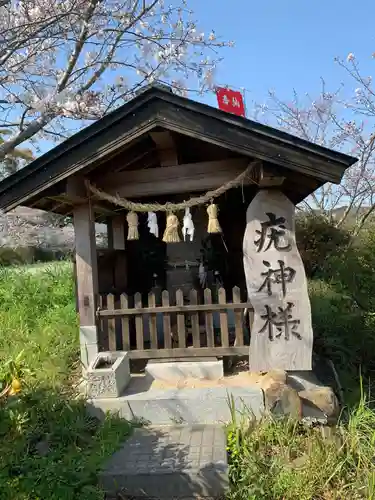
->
[[0, 388, 132, 500], [226, 395, 375, 500], [0, 263, 131, 500]]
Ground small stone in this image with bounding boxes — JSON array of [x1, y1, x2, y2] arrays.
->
[[262, 375, 302, 420], [299, 387, 340, 419], [262, 380, 286, 409], [272, 386, 302, 419], [260, 370, 287, 391], [261, 370, 288, 410]]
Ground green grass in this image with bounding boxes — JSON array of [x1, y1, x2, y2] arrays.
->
[[0, 263, 131, 500], [226, 394, 375, 500], [0, 262, 77, 387]]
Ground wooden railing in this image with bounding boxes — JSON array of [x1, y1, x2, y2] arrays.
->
[[97, 286, 252, 359]]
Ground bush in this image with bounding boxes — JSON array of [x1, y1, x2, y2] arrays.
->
[[326, 227, 375, 311], [309, 280, 375, 400], [296, 213, 351, 278], [296, 214, 375, 396], [0, 246, 72, 266]]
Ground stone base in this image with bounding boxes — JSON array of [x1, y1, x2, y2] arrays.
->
[[260, 370, 340, 424], [145, 358, 223, 382], [87, 375, 264, 425], [100, 425, 228, 499], [86, 351, 130, 399]]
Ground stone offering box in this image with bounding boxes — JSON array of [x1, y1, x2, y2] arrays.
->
[[87, 351, 130, 399]]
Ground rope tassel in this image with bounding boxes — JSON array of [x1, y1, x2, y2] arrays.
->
[[126, 211, 139, 240], [162, 213, 180, 243], [207, 203, 222, 233]]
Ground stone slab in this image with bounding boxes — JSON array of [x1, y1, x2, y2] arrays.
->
[[146, 358, 223, 382], [100, 425, 228, 498], [87, 384, 264, 425]]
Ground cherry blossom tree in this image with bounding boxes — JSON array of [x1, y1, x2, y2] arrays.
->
[[0, 129, 33, 178], [253, 61, 375, 236], [0, 0, 232, 159]]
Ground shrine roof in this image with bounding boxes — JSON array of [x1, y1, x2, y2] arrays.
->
[[0, 83, 357, 213]]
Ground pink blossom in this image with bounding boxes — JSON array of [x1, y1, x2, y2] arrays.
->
[[0, 0, 232, 161]]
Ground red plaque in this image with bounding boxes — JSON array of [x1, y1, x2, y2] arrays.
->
[[215, 87, 246, 117]]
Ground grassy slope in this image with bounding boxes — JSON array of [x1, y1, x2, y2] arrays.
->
[[0, 263, 131, 500]]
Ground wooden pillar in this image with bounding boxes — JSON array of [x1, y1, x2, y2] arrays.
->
[[108, 215, 126, 250], [107, 215, 127, 293], [74, 201, 99, 368]]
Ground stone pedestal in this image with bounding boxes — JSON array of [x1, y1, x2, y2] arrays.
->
[[87, 351, 130, 399]]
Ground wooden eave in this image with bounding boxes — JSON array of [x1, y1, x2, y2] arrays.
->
[[0, 84, 357, 213]]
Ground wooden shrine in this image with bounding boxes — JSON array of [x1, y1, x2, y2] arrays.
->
[[0, 84, 357, 370]]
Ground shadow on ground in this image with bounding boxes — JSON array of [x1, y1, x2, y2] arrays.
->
[[96, 414, 228, 500]]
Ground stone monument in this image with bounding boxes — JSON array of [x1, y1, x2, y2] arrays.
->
[[243, 189, 313, 371]]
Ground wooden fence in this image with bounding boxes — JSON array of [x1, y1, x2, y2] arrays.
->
[[97, 286, 253, 359]]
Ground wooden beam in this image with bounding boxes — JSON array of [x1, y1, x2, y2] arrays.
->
[[127, 346, 249, 359], [62, 176, 116, 214], [48, 194, 116, 215], [98, 301, 253, 317], [49, 200, 68, 213], [249, 162, 285, 187], [99, 158, 249, 199], [150, 130, 178, 166]]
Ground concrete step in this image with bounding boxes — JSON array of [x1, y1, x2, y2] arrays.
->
[[87, 387, 264, 425], [87, 376, 264, 425], [100, 424, 228, 499]]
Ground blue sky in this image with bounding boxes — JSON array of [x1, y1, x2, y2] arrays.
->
[[34, 0, 375, 154], [193, 0, 375, 111]]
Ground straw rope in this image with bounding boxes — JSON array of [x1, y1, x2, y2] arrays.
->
[[85, 160, 260, 212]]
